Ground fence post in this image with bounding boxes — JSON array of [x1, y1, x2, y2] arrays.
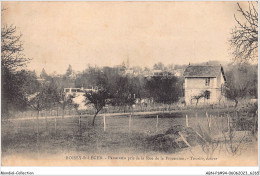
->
[[206, 112, 210, 130], [36, 111, 40, 135], [129, 114, 132, 133], [55, 116, 57, 134], [103, 115, 106, 132], [195, 112, 198, 122], [45, 116, 48, 131], [186, 114, 189, 127], [79, 116, 81, 128], [209, 115, 212, 129], [56, 106, 59, 117], [62, 107, 64, 119], [227, 114, 230, 131], [156, 115, 159, 133], [14, 121, 18, 134]]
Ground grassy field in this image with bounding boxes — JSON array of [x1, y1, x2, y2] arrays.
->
[[1, 108, 258, 166], [2, 112, 183, 156]]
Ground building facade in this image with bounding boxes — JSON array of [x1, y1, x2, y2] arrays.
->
[[183, 65, 226, 105]]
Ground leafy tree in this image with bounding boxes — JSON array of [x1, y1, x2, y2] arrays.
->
[[60, 91, 74, 118], [85, 89, 111, 126], [225, 64, 257, 107], [60, 65, 76, 88], [230, 2, 258, 63], [1, 23, 31, 118], [81, 68, 114, 126], [18, 70, 40, 95], [131, 76, 148, 100], [153, 62, 165, 70], [1, 69, 40, 118], [1, 25, 29, 71], [28, 79, 61, 132], [144, 76, 181, 104], [29, 79, 61, 115], [75, 66, 103, 88], [245, 65, 258, 98], [61, 76, 75, 88], [65, 64, 73, 77], [2, 69, 27, 117], [111, 76, 137, 112], [40, 68, 49, 80]]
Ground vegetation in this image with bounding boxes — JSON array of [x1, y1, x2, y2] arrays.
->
[[2, 60, 257, 119], [2, 109, 257, 163], [1, 24, 31, 118], [1, 4, 258, 168], [225, 64, 257, 107], [230, 2, 258, 63], [144, 76, 181, 104], [192, 90, 210, 106], [0, 22, 256, 118]]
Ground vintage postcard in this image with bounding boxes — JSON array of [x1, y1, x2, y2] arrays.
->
[[1, 1, 258, 168]]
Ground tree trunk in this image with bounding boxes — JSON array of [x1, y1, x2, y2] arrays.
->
[[56, 105, 59, 117], [62, 104, 65, 119], [92, 111, 98, 126], [37, 110, 39, 135], [253, 112, 258, 138], [234, 99, 238, 108], [4, 102, 10, 119], [36, 110, 40, 157]]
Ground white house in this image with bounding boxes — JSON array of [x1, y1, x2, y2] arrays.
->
[[183, 65, 226, 105]]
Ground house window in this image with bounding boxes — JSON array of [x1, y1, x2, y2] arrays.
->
[[205, 78, 210, 86], [205, 91, 210, 99]]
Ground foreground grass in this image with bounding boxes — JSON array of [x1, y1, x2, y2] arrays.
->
[[1, 108, 257, 161]]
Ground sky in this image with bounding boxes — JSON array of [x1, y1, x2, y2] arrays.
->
[[1, 1, 251, 75]]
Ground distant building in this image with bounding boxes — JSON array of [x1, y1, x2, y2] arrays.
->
[[64, 88, 85, 98], [153, 69, 164, 76], [63, 87, 97, 98], [174, 68, 184, 77], [183, 65, 226, 105], [151, 69, 173, 77], [142, 69, 152, 77]]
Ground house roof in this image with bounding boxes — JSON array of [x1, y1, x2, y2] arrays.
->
[[183, 65, 226, 80]]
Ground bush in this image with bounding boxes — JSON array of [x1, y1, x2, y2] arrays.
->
[[145, 125, 197, 153]]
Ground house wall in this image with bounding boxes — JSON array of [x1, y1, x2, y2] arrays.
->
[[184, 77, 225, 105], [217, 71, 225, 88], [185, 77, 216, 89]]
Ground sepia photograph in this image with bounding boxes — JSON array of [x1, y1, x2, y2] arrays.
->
[[1, 0, 258, 169]]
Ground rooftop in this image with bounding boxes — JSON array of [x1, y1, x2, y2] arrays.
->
[[183, 65, 225, 80]]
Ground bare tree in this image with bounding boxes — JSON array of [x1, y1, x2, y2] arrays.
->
[[230, 2, 258, 63], [192, 90, 210, 106]]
